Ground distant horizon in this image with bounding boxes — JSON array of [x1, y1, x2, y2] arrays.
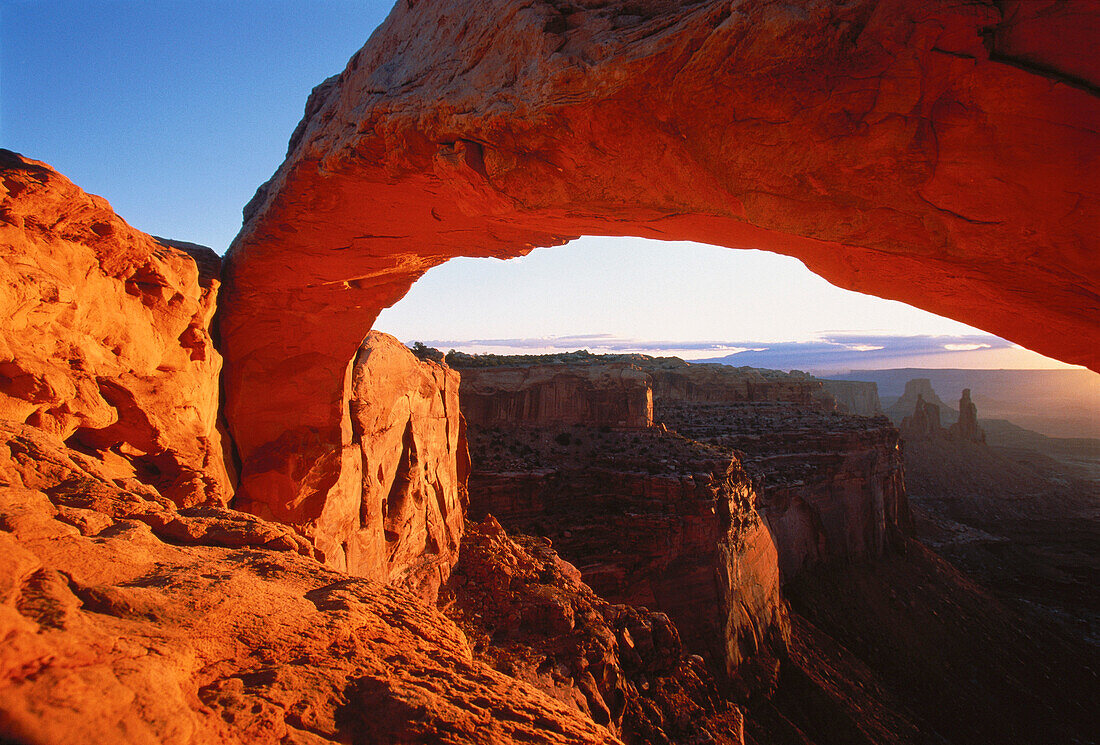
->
[[379, 330, 1084, 375]]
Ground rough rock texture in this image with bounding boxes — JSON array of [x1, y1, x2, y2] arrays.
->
[[220, 0, 1100, 505], [236, 331, 467, 601], [946, 389, 985, 443], [0, 425, 622, 745], [443, 517, 745, 744], [820, 380, 883, 417], [459, 363, 653, 429], [0, 150, 231, 507], [464, 421, 791, 692], [658, 402, 910, 581]]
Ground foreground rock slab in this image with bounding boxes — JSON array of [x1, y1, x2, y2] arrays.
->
[[0, 425, 621, 745]]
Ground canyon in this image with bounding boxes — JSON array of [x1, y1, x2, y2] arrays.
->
[[2, 149, 1098, 744], [2, 0, 1099, 742]]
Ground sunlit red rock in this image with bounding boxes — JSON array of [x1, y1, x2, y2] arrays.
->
[[0, 150, 231, 506], [456, 357, 792, 691], [659, 401, 910, 580], [221, 0, 1100, 505], [235, 331, 468, 601], [0, 425, 620, 745]]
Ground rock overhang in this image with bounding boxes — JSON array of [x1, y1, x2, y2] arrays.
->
[[219, 0, 1099, 507]]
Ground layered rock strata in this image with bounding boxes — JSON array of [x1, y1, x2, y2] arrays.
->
[[464, 420, 790, 691], [0, 150, 231, 507], [221, 0, 1100, 507], [820, 380, 883, 417], [658, 401, 910, 581], [459, 363, 653, 429]]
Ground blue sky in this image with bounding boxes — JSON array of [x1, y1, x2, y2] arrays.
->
[[1, 1, 1078, 371], [2, 0, 392, 249]]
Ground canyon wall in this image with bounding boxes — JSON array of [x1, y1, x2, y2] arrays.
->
[[444, 517, 745, 743], [458, 355, 913, 688], [821, 380, 883, 417], [0, 150, 231, 507], [220, 0, 1100, 508], [464, 419, 791, 691], [460, 363, 653, 429], [659, 402, 910, 580]]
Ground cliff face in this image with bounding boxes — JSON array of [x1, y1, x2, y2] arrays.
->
[[885, 378, 958, 425], [0, 151, 231, 507], [635, 359, 825, 407], [235, 331, 468, 601], [899, 395, 945, 441], [219, 0, 1100, 506], [658, 402, 910, 581], [947, 389, 986, 444], [444, 517, 745, 744], [464, 419, 791, 692], [821, 380, 883, 417], [460, 363, 653, 429]]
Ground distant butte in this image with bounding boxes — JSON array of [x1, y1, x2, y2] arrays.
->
[[220, 0, 1100, 510]]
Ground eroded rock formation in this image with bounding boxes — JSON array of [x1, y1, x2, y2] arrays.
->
[[821, 380, 883, 417], [886, 378, 957, 426], [460, 362, 653, 429], [947, 388, 986, 444], [235, 331, 468, 600], [221, 0, 1100, 506], [0, 151, 231, 507], [659, 401, 910, 581], [0, 425, 621, 745], [464, 417, 790, 692], [443, 517, 745, 744], [899, 394, 944, 441]]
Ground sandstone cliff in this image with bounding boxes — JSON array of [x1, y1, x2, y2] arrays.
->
[[820, 380, 883, 417], [235, 331, 468, 601], [0, 150, 231, 507], [464, 419, 791, 694], [946, 389, 985, 444], [219, 0, 1100, 508], [899, 395, 945, 441], [444, 518, 745, 744], [885, 379, 957, 426], [460, 363, 653, 429], [658, 401, 910, 581]]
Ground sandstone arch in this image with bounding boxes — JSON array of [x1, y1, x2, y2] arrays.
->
[[221, 0, 1099, 516]]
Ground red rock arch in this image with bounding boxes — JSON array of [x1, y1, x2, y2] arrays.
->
[[220, 0, 1099, 514]]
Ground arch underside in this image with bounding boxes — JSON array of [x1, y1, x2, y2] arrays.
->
[[220, 0, 1099, 514]]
